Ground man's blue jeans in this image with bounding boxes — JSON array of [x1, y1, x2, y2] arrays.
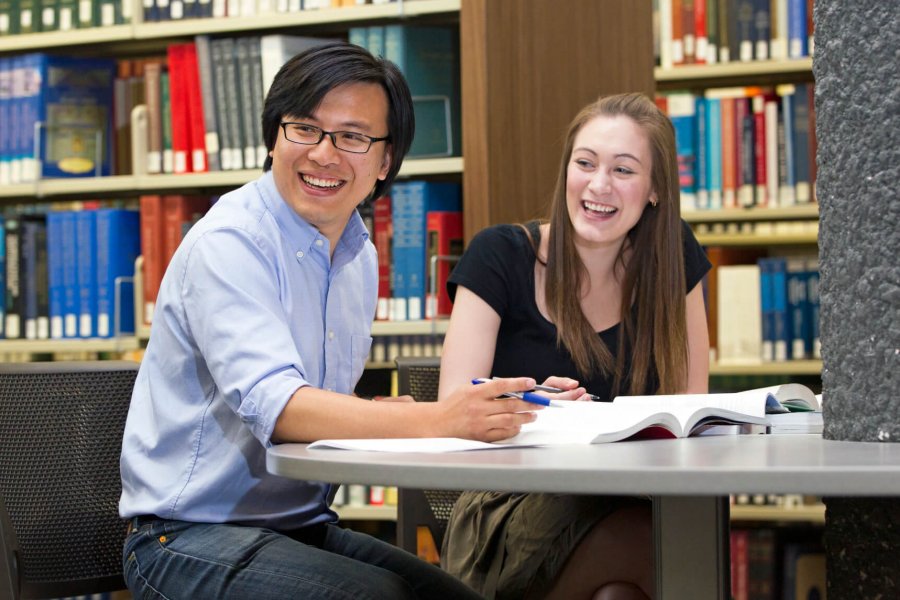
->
[[123, 518, 482, 599]]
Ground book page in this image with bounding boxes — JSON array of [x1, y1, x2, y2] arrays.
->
[[308, 438, 534, 453], [497, 402, 684, 445], [613, 393, 769, 433]]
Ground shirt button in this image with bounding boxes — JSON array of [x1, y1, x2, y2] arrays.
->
[[315, 239, 324, 247], [328, 331, 335, 340], [296, 250, 304, 259]]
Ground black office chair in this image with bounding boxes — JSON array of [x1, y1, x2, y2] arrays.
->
[[0, 361, 139, 599], [394, 356, 462, 564]]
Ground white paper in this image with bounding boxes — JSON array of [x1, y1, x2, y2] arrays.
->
[[308, 437, 535, 453]]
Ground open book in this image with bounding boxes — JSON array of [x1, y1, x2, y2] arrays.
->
[[307, 384, 819, 452], [495, 383, 820, 446]]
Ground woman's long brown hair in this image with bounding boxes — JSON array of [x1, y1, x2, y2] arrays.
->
[[542, 93, 688, 396]]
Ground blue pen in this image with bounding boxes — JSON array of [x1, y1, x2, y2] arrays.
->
[[471, 379, 565, 408]]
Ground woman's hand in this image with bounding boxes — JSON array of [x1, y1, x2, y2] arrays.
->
[[538, 376, 593, 401]]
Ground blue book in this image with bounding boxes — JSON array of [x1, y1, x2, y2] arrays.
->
[[792, 83, 812, 204], [4, 213, 21, 338], [20, 215, 49, 340], [666, 92, 698, 211], [0, 213, 5, 338], [787, 0, 808, 58], [383, 25, 460, 158], [694, 96, 709, 209], [366, 25, 385, 58], [0, 57, 12, 185], [95, 209, 140, 337], [76, 210, 97, 338], [752, 0, 771, 60], [60, 210, 79, 337], [758, 257, 774, 362], [806, 263, 820, 359], [18, 53, 116, 181], [786, 259, 809, 360], [704, 96, 722, 209], [390, 181, 461, 321], [769, 257, 789, 361], [46, 211, 66, 339], [778, 85, 797, 206]]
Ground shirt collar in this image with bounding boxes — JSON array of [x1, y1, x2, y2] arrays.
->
[[257, 170, 370, 260]]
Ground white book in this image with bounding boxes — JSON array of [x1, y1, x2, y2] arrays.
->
[[259, 34, 340, 97], [718, 264, 762, 365], [309, 385, 818, 451]]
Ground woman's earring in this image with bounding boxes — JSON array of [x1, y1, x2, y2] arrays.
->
[[650, 198, 658, 207]]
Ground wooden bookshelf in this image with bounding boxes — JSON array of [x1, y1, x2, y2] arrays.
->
[[334, 504, 398, 522], [655, 58, 814, 83], [0, 0, 461, 53], [695, 231, 818, 247]]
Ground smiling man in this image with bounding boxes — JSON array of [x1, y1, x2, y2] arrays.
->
[[118, 42, 540, 599]]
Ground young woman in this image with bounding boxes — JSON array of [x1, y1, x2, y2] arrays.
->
[[438, 93, 712, 600]]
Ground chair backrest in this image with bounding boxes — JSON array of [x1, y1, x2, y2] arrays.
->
[[394, 356, 461, 561], [0, 361, 139, 600]]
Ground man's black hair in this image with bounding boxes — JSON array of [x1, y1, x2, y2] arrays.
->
[[261, 41, 415, 201]]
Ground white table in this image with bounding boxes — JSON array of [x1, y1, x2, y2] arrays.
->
[[267, 435, 900, 599]]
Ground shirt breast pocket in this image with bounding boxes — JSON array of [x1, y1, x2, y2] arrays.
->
[[350, 334, 374, 389]]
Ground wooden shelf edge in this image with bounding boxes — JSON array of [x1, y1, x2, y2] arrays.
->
[[333, 504, 397, 521], [0, 157, 463, 199], [334, 503, 825, 525], [695, 233, 818, 246], [0, 337, 141, 354], [710, 360, 822, 376], [683, 204, 820, 223], [731, 503, 825, 524], [655, 57, 813, 82]]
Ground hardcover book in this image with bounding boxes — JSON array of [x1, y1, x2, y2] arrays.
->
[[18, 53, 116, 181]]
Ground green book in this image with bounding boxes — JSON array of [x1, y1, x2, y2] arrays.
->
[[0, 0, 20, 34], [57, 0, 77, 29], [19, 0, 38, 33], [160, 70, 174, 174], [39, 0, 59, 32], [77, 0, 96, 27]]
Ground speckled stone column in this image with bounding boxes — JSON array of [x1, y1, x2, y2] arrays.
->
[[814, 1, 900, 597]]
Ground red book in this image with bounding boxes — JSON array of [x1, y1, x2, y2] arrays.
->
[[373, 196, 392, 321], [671, 0, 685, 65], [693, 0, 707, 64], [752, 93, 768, 207], [166, 43, 191, 174], [730, 529, 749, 600], [162, 195, 211, 266], [425, 211, 463, 319], [183, 42, 208, 173], [139, 194, 165, 325]]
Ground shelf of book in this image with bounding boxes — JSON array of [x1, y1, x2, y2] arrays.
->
[[0, 0, 461, 53], [710, 360, 822, 376], [0, 157, 463, 201], [731, 503, 825, 525], [655, 57, 813, 83]]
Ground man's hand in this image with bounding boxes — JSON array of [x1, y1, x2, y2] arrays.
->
[[435, 377, 539, 442]]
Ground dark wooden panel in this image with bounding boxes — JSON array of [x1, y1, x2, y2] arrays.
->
[[461, 0, 654, 241]]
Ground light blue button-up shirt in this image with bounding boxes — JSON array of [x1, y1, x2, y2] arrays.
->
[[120, 171, 377, 529]]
